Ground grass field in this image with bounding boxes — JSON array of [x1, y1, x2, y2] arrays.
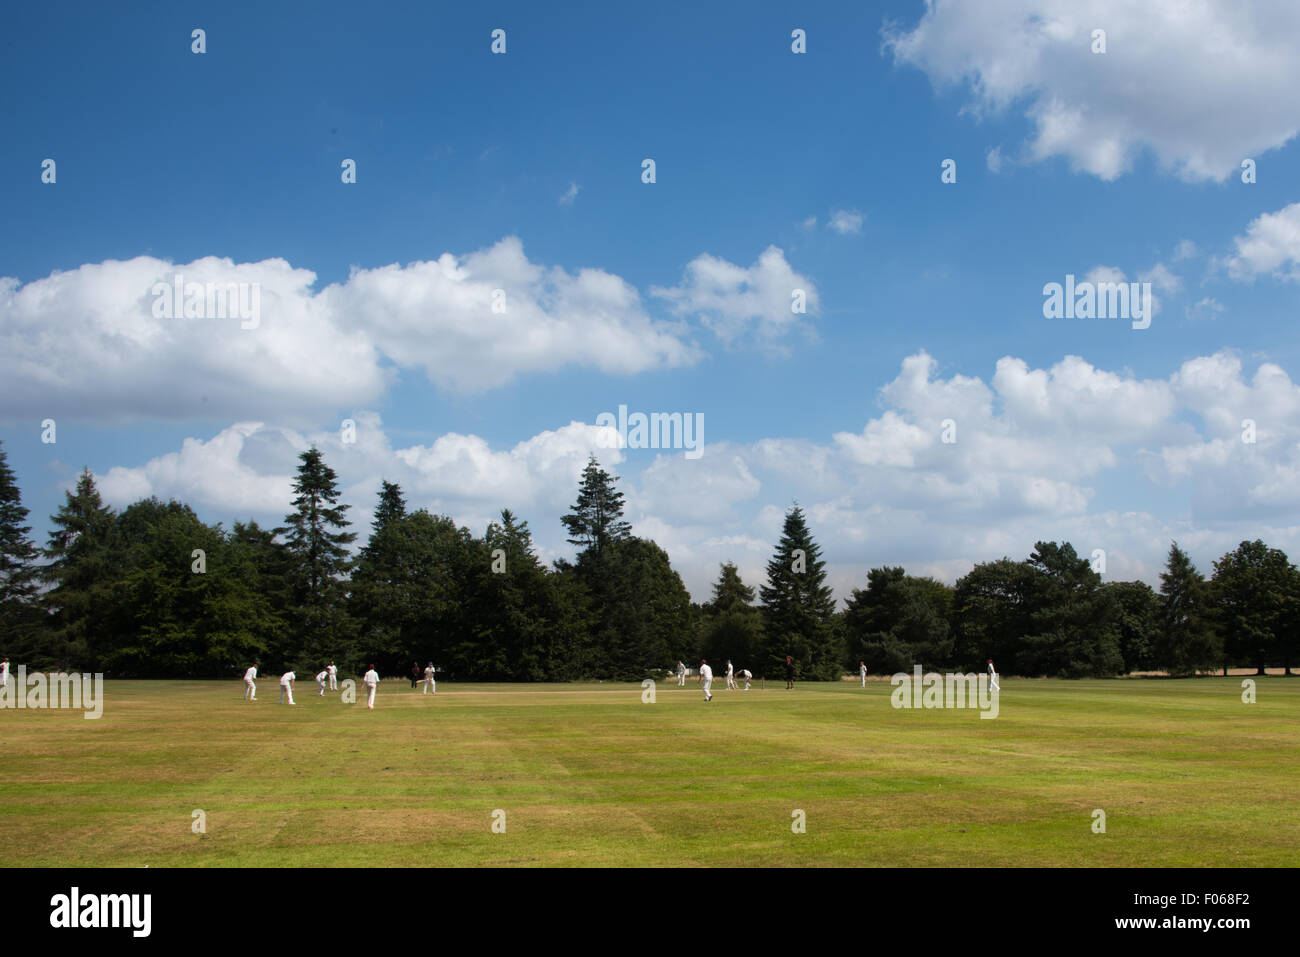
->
[[2, 676, 1297, 867]]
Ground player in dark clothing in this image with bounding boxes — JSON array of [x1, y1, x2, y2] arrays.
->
[[785, 656, 795, 690], [410, 661, 421, 688]]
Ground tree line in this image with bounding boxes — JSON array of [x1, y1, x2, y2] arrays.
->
[[0, 440, 1295, 679]]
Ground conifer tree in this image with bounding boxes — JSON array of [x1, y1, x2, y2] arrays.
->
[[42, 468, 118, 668], [0, 442, 45, 663], [277, 448, 356, 663], [1158, 541, 1221, 675], [759, 505, 841, 679], [561, 457, 631, 556]]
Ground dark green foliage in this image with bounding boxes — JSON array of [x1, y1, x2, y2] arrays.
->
[[276, 448, 357, 667], [1155, 542, 1222, 675], [1017, 542, 1122, 678], [1210, 540, 1295, 675], [41, 468, 120, 670], [845, 567, 954, 673], [561, 457, 631, 555], [759, 506, 843, 680], [574, 536, 693, 680], [103, 499, 276, 676], [698, 562, 765, 671], [0, 442, 46, 665], [1105, 580, 1160, 673]]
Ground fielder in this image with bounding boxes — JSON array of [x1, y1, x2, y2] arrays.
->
[[279, 670, 296, 705], [699, 659, 713, 702], [860, 661, 868, 687], [1, 657, 10, 689], [738, 668, 752, 690], [724, 660, 737, 690], [675, 660, 686, 686], [785, 656, 795, 690], [363, 664, 380, 710], [987, 658, 1000, 693], [316, 668, 328, 696], [423, 662, 436, 695], [243, 663, 258, 701], [327, 661, 338, 690]]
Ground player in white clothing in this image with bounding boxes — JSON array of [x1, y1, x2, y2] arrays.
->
[[423, 662, 436, 694], [279, 670, 296, 705], [859, 661, 868, 687], [699, 659, 713, 702], [243, 664, 258, 701], [987, 658, 1000, 693], [1, 657, 10, 688], [724, 660, 737, 690], [363, 665, 380, 710], [675, 660, 686, 686], [738, 668, 752, 690], [316, 668, 328, 696], [327, 661, 338, 690]]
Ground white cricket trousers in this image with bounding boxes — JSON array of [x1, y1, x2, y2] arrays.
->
[[702, 677, 712, 700], [279, 683, 295, 704], [328, 674, 337, 690], [318, 679, 326, 696], [366, 684, 376, 709], [861, 674, 866, 687], [244, 679, 256, 700], [423, 678, 435, 694]]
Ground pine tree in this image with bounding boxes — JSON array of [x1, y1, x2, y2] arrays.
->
[[42, 468, 119, 669], [0, 441, 39, 607], [759, 505, 841, 679], [276, 448, 356, 665], [480, 510, 557, 680], [0, 441, 45, 663], [371, 480, 406, 537], [1158, 541, 1221, 675], [561, 457, 631, 556], [1019, 541, 1122, 677]]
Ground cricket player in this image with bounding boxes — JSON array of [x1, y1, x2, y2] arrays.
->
[[423, 662, 436, 695], [327, 661, 338, 690], [316, 668, 328, 696], [987, 658, 1000, 693], [724, 660, 737, 690], [363, 664, 380, 710], [1, 657, 9, 689], [699, 659, 713, 702], [785, 656, 795, 690], [243, 663, 258, 701], [279, 670, 296, 705], [738, 668, 752, 690], [860, 661, 868, 687], [675, 660, 686, 686]]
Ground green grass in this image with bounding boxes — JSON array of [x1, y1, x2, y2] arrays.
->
[[2, 676, 1297, 866]]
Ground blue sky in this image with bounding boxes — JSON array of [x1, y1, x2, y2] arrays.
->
[[4, 0, 1300, 601]]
